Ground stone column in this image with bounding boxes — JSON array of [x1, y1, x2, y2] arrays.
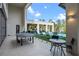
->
[[52, 24, 54, 32], [46, 25, 48, 32], [25, 23, 27, 32], [66, 3, 79, 55], [24, 8, 27, 32], [37, 24, 39, 33]]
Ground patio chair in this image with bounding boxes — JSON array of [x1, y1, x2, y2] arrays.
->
[[50, 35, 59, 51], [66, 38, 75, 52], [51, 35, 59, 40]]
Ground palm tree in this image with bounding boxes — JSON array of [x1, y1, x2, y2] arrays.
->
[[39, 19, 45, 22], [48, 19, 54, 23], [42, 19, 45, 21], [55, 19, 66, 32]]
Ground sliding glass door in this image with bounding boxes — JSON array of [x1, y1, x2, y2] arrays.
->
[[0, 9, 6, 46]]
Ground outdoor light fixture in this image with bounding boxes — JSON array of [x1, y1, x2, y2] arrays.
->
[[67, 11, 76, 22], [68, 11, 75, 17], [68, 17, 75, 23]]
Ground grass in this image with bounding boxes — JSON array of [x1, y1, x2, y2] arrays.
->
[[34, 34, 51, 41], [34, 34, 66, 42]]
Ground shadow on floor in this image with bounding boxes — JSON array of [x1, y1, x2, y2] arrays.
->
[[10, 39, 33, 48]]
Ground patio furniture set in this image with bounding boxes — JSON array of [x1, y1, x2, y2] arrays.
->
[[16, 32, 66, 56], [49, 35, 66, 56], [16, 33, 34, 46]]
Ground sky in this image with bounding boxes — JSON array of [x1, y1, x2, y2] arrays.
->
[[27, 3, 66, 23]]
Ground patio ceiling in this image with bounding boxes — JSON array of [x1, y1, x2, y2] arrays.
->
[[8, 3, 27, 8]]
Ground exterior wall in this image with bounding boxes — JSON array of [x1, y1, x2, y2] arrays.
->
[[66, 3, 79, 55], [7, 4, 25, 36]]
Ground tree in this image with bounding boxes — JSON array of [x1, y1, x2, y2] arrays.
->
[[48, 19, 53, 23], [39, 19, 45, 21], [39, 19, 42, 21], [54, 19, 66, 33], [42, 19, 45, 21]]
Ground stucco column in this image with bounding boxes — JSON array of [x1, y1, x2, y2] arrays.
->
[[66, 3, 79, 55], [52, 24, 54, 32], [25, 22, 27, 32], [37, 24, 39, 33], [46, 25, 48, 32], [24, 8, 27, 32], [51, 25, 53, 31]]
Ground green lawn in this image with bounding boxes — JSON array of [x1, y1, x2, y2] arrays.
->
[[34, 34, 66, 42], [35, 34, 51, 41]]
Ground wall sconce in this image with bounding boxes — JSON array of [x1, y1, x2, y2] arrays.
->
[[67, 14, 76, 20], [67, 13, 76, 23], [70, 15, 76, 18], [68, 12, 75, 17], [69, 17, 74, 22], [67, 9, 76, 17], [67, 16, 75, 23]]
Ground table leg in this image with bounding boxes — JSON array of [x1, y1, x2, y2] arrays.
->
[[60, 46, 65, 56], [30, 37, 31, 41], [61, 46, 65, 56], [16, 36, 18, 42], [21, 37, 23, 46], [16, 36, 20, 43], [32, 37, 34, 43], [50, 43, 53, 51], [56, 46, 59, 56], [53, 46, 56, 56]]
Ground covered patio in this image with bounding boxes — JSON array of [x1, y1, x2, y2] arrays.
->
[[0, 36, 69, 56], [0, 3, 78, 56]]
